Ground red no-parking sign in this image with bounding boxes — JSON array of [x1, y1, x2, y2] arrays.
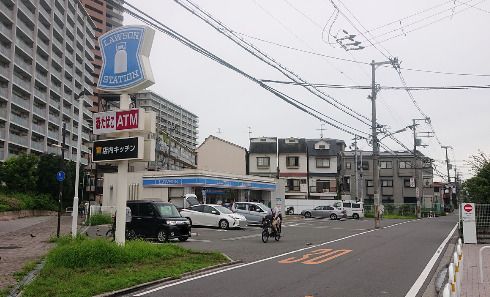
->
[[464, 203, 473, 212]]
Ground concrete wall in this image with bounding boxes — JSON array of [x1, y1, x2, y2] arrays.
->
[[196, 136, 246, 175]]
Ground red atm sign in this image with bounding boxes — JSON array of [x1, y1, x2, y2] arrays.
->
[[93, 109, 142, 135]]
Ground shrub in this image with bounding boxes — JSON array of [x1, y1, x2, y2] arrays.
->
[[87, 213, 113, 226]]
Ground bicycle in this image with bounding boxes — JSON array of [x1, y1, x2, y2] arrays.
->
[[105, 218, 136, 241]]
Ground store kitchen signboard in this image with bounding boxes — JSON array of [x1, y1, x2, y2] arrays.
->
[[93, 109, 143, 135], [92, 137, 144, 162], [97, 26, 155, 92]]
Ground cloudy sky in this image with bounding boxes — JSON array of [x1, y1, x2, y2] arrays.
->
[[124, 0, 490, 181]]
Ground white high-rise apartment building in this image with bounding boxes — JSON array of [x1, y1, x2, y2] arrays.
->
[[0, 0, 96, 164], [134, 90, 199, 148]]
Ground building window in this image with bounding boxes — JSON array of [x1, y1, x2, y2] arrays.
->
[[366, 180, 373, 187], [380, 161, 392, 169], [423, 178, 432, 188], [345, 162, 351, 169], [315, 180, 330, 193], [404, 178, 413, 188], [381, 180, 393, 187], [316, 158, 330, 168], [399, 161, 412, 169], [382, 196, 394, 203], [257, 157, 270, 168], [287, 179, 300, 191], [318, 145, 326, 149], [286, 156, 299, 167]]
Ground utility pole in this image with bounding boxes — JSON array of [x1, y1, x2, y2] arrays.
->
[[370, 58, 397, 229], [360, 151, 364, 203], [353, 136, 359, 201], [442, 145, 453, 209], [56, 123, 66, 238]]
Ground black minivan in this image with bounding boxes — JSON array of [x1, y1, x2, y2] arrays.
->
[[126, 200, 191, 242]]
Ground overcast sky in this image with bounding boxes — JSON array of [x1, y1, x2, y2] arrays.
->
[[124, 0, 490, 181]]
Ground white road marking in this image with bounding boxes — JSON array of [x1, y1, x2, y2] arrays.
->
[[222, 234, 261, 241], [404, 223, 457, 297], [186, 239, 211, 243], [134, 220, 414, 296], [332, 227, 344, 230]]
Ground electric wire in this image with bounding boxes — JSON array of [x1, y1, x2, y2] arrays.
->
[[114, 0, 370, 138], [175, 0, 374, 127]]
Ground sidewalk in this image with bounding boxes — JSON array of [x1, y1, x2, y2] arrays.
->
[[461, 244, 490, 297], [0, 215, 72, 290]]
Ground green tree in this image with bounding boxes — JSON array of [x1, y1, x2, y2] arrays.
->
[[2, 154, 39, 193], [462, 152, 490, 203]]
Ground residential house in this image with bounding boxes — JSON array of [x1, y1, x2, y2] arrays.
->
[[278, 138, 308, 199], [248, 137, 277, 178], [306, 139, 345, 199], [196, 135, 247, 175]]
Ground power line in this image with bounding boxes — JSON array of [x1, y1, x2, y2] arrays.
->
[[115, 0, 370, 138], [175, 0, 374, 127]]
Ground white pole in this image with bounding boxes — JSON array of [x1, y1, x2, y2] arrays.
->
[[71, 95, 84, 237], [115, 93, 131, 245]]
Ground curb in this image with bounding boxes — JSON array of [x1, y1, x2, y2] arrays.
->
[[93, 259, 242, 297]]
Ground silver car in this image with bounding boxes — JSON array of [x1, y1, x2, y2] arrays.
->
[[301, 205, 345, 219], [231, 202, 271, 225]]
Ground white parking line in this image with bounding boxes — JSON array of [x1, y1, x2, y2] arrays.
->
[[134, 220, 414, 296], [187, 239, 211, 243], [222, 234, 261, 241]]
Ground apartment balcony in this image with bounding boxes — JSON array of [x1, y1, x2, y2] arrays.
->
[[62, 108, 71, 118], [47, 145, 58, 154], [0, 1, 13, 21], [54, 9, 64, 26], [37, 27, 50, 45], [38, 6, 50, 23], [0, 108, 7, 119], [14, 56, 32, 73], [34, 89, 47, 102], [36, 74, 48, 86], [0, 87, 8, 99], [47, 130, 59, 140], [37, 57, 48, 71], [33, 105, 46, 117], [48, 113, 60, 124], [16, 37, 33, 54], [11, 93, 30, 111], [10, 114, 29, 128], [50, 100, 60, 111], [31, 140, 45, 152], [9, 134, 28, 147], [51, 85, 61, 96], [81, 144, 89, 153], [0, 22, 12, 39], [0, 127, 5, 139], [17, 21, 34, 40], [81, 131, 89, 140], [32, 123, 45, 135], [52, 37, 62, 52], [12, 76, 31, 92], [18, 1, 34, 19], [0, 43, 11, 60]]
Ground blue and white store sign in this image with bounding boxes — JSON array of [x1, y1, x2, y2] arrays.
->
[[143, 177, 277, 191], [97, 26, 155, 92]]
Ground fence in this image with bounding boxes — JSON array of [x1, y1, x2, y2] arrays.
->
[[475, 204, 490, 243], [364, 203, 443, 218]]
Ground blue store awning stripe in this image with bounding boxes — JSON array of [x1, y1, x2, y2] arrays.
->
[[142, 177, 276, 190]]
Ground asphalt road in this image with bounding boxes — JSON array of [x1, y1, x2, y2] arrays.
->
[[125, 215, 457, 297]]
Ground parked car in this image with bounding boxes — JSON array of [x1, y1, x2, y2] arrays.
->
[[180, 204, 247, 229], [126, 200, 191, 242], [301, 205, 345, 219], [231, 202, 271, 225], [333, 200, 365, 219]]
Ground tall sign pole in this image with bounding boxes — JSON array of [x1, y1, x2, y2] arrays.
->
[[97, 26, 155, 245], [71, 92, 86, 237]]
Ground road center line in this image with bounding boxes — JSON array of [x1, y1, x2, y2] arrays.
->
[[134, 220, 414, 296], [404, 223, 457, 297]]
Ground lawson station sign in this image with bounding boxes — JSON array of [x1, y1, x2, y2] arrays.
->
[[97, 25, 155, 93]]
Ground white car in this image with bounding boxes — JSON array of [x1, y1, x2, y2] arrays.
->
[[180, 204, 248, 229]]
